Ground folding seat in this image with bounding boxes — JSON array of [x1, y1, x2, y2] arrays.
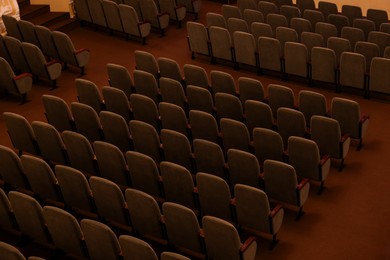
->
[[318, 1, 338, 22], [125, 188, 166, 241], [290, 18, 311, 40], [340, 27, 364, 50], [209, 26, 235, 66], [245, 100, 274, 135], [70, 102, 103, 142], [107, 63, 133, 98], [186, 22, 210, 60], [227, 18, 249, 36], [42, 94, 74, 132], [263, 160, 310, 218], [129, 120, 162, 164], [133, 69, 160, 105], [369, 57, 390, 96], [220, 118, 251, 153], [258, 36, 283, 76], [215, 93, 244, 122], [327, 36, 351, 67], [243, 9, 264, 28], [339, 52, 366, 96], [354, 41, 380, 74], [35, 25, 60, 60], [8, 191, 51, 243], [20, 155, 61, 203], [52, 31, 90, 75], [202, 215, 257, 260], [159, 102, 190, 137], [206, 12, 227, 28], [193, 139, 226, 180], [310, 47, 337, 87], [310, 115, 351, 170], [75, 79, 105, 114], [159, 77, 187, 111], [266, 14, 288, 34], [367, 9, 389, 31], [186, 85, 214, 114], [61, 130, 99, 175], [161, 159, 197, 208], [234, 184, 284, 246], [123, 0, 142, 19], [258, 1, 278, 21], [102, 0, 124, 34], [161, 129, 195, 172], [210, 70, 236, 96], [162, 202, 204, 256], [0, 188, 16, 230], [161, 252, 191, 260], [303, 10, 324, 31], [0, 241, 27, 260], [238, 77, 264, 105], [227, 149, 262, 189], [3, 112, 40, 156], [284, 42, 309, 81], [221, 4, 242, 21], [158, 57, 184, 84], [298, 90, 327, 127], [0, 145, 29, 190], [138, 0, 170, 36], [189, 110, 219, 144], [21, 42, 62, 88], [87, 0, 108, 27], [331, 97, 369, 150], [100, 111, 132, 153], [352, 19, 375, 41], [93, 141, 130, 186], [252, 128, 284, 168], [3, 35, 31, 73], [328, 14, 349, 36], [368, 31, 390, 56], [183, 64, 209, 89], [341, 5, 362, 25], [81, 219, 122, 260], [267, 84, 295, 119], [43, 206, 88, 258], [134, 51, 159, 80], [0, 57, 32, 103], [118, 4, 151, 45], [158, 0, 187, 28], [277, 107, 307, 145], [73, 0, 93, 24], [196, 172, 235, 221], [89, 176, 130, 226], [238, 0, 257, 13], [126, 151, 163, 198], [18, 20, 40, 47], [296, 0, 315, 12], [130, 94, 160, 131], [279, 5, 301, 26], [1, 15, 23, 40], [314, 22, 337, 44], [119, 235, 158, 260], [233, 31, 257, 69], [56, 165, 96, 212], [251, 22, 274, 40], [177, 0, 201, 20], [102, 86, 132, 122], [300, 32, 324, 59]]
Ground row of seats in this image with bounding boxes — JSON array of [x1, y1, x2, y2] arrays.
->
[[1, 15, 90, 76], [187, 21, 390, 97]]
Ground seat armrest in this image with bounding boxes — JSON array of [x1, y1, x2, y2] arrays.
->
[[158, 12, 169, 18], [138, 21, 151, 26], [230, 197, 236, 206], [175, 4, 186, 10], [340, 133, 350, 143], [359, 115, 370, 124], [297, 178, 309, 190], [45, 59, 61, 67], [13, 73, 32, 81], [319, 154, 330, 166], [75, 48, 90, 54], [240, 236, 257, 252], [269, 203, 283, 218]]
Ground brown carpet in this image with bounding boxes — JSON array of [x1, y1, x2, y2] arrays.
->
[[1, 1, 390, 259]]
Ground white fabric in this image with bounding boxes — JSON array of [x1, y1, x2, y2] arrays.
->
[[0, 0, 20, 35]]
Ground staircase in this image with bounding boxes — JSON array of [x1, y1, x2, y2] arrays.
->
[[17, 0, 79, 32]]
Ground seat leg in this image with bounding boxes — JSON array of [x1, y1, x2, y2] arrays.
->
[[296, 206, 304, 220], [318, 181, 325, 195], [338, 158, 344, 171], [357, 139, 363, 151], [80, 67, 85, 76], [19, 93, 27, 105], [269, 234, 279, 250]]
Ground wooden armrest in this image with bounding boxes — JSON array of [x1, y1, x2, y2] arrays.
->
[[359, 115, 370, 124], [269, 203, 283, 218], [46, 59, 61, 67], [13, 73, 32, 80], [199, 229, 205, 238], [175, 4, 186, 10], [340, 134, 350, 143], [75, 48, 90, 54], [158, 12, 169, 18], [138, 21, 151, 26], [193, 187, 198, 193], [230, 198, 236, 206], [240, 236, 256, 252], [319, 154, 330, 166], [297, 178, 309, 190], [160, 215, 165, 224]]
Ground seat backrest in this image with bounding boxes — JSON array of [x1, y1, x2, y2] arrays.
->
[[251, 22, 274, 40], [183, 64, 209, 89], [341, 5, 362, 24], [3, 35, 30, 73], [215, 93, 243, 122], [133, 69, 159, 104], [315, 22, 337, 43], [340, 26, 365, 50], [267, 84, 295, 118], [159, 77, 186, 110], [102, 86, 131, 122], [161, 129, 193, 172], [189, 110, 219, 144], [221, 4, 242, 20], [328, 14, 349, 36], [106, 63, 133, 98], [238, 77, 264, 105], [298, 90, 327, 126], [99, 111, 132, 153], [243, 9, 264, 27], [119, 4, 149, 38], [18, 20, 40, 47], [258, 1, 279, 20], [159, 102, 188, 136], [210, 70, 236, 96], [252, 128, 284, 165], [310, 115, 342, 158], [354, 41, 380, 73], [327, 36, 352, 65], [73, 0, 92, 22], [193, 138, 226, 179], [186, 85, 214, 114], [119, 235, 158, 260], [368, 31, 390, 56], [2, 15, 23, 40], [0, 241, 26, 260], [220, 118, 250, 153], [102, 0, 123, 32], [209, 26, 234, 62], [258, 36, 282, 72], [35, 25, 59, 60], [367, 8, 388, 30], [227, 148, 261, 189], [233, 31, 257, 67], [318, 1, 338, 22], [310, 46, 336, 84], [290, 18, 312, 39], [52, 31, 77, 65], [42, 94, 74, 132], [129, 93, 160, 130], [339, 52, 366, 91], [353, 18, 375, 40], [369, 57, 390, 95], [87, 0, 107, 27], [186, 21, 210, 57], [277, 107, 307, 145], [70, 102, 102, 142], [227, 18, 249, 35], [0, 57, 18, 95], [279, 5, 301, 26], [300, 32, 324, 58], [331, 97, 361, 139], [75, 78, 103, 113], [158, 57, 183, 83], [245, 100, 274, 133], [21, 42, 49, 79], [284, 41, 309, 77], [0, 188, 15, 230], [129, 120, 161, 163], [302, 9, 324, 30], [134, 50, 159, 80], [267, 13, 288, 34], [0, 145, 29, 190], [206, 12, 227, 28]]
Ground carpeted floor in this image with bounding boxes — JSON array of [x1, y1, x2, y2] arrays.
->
[[1, 1, 390, 259]]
